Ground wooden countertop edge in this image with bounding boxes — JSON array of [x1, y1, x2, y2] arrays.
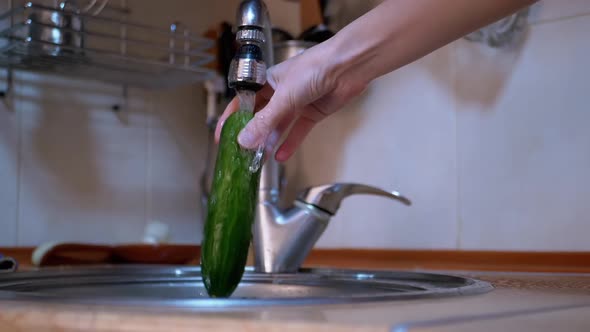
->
[[3, 247, 590, 273], [0, 304, 386, 332], [304, 249, 590, 273]]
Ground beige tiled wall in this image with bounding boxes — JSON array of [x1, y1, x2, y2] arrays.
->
[[0, 0, 223, 246], [0, 71, 18, 246], [455, 13, 590, 251], [293, 44, 458, 249], [290, 0, 590, 250], [15, 72, 149, 246], [0, 0, 588, 250]]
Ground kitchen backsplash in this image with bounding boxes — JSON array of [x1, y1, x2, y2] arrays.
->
[[0, 0, 588, 250]]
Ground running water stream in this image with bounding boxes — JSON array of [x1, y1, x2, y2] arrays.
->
[[237, 90, 264, 173]]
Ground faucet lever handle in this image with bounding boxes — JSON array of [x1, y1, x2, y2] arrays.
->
[[297, 183, 411, 215]]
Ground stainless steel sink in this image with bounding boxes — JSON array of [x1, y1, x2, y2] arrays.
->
[[0, 266, 493, 309]]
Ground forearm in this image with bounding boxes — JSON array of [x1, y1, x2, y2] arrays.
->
[[326, 0, 538, 84]]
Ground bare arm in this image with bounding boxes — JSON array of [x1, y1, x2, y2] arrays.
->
[[330, 0, 538, 85], [216, 0, 539, 161]]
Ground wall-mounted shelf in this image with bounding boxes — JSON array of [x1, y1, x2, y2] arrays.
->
[[0, 1, 216, 90]]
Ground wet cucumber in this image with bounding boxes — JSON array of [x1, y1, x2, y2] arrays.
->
[[201, 110, 261, 298]]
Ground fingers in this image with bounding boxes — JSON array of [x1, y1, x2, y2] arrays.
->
[[265, 111, 296, 155], [214, 84, 274, 144], [275, 115, 316, 162], [237, 90, 294, 149], [235, 62, 305, 150], [214, 96, 239, 143]]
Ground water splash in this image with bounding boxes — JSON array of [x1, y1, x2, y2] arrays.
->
[[236, 90, 264, 173], [249, 146, 264, 173], [237, 90, 256, 111]]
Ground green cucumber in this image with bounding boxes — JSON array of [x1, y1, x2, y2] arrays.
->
[[201, 109, 261, 298]]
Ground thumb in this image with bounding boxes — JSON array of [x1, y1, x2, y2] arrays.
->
[[237, 91, 294, 149]]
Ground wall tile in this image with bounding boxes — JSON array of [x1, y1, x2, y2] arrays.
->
[[293, 45, 458, 249], [0, 0, 18, 247], [0, 79, 18, 247], [15, 72, 149, 246], [147, 85, 209, 244], [5, 0, 588, 251], [529, 0, 590, 24], [456, 16, 590, 250], [5, 0, 235, 246]]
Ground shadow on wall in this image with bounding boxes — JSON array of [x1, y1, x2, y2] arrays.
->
[[325, 0, 530, 110], [278, 12, 532, 206], [146, 84, 209, 237], [7, 71, 208, 244], [13, 72, 129, 209], [452, 27, 530, 108]]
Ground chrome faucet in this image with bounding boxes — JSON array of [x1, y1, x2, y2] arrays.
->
[[226, 0, 412, 274]]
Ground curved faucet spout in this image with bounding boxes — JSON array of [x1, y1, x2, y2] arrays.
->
[[299, 183, 412, 215], [253, 183, 412, 273]]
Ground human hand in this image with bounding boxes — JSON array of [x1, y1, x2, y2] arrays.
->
[[215, 40, 367, 162], [215, 0, 539, 162]]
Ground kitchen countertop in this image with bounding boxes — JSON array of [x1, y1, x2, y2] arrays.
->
[[1, 269, 590, 331]]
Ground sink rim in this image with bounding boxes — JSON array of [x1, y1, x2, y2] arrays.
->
[[0, 265, 494, 309]]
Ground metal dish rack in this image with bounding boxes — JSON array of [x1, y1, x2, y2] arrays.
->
[[0, 0, 216, 92]]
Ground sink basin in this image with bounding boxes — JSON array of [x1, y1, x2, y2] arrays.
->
[[0, 266, 493, 308]]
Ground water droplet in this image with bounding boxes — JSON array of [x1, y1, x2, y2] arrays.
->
[[249, 145, 264, 173]]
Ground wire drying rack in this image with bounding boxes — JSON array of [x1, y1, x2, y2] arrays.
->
[[0, 0, 216, 93]]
